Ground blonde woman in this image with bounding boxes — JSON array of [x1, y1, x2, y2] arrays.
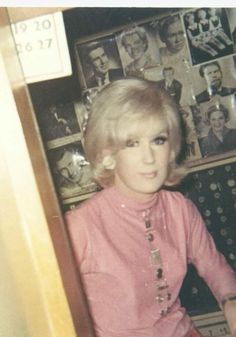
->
[[66, 78, 236, 337]]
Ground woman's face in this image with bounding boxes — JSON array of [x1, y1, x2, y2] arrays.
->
[[165, 19, 185, 53], [209, 110, 226, 132], [198, 10, 206, 20], [124, 33, 147, 60], [113, 119, 173, 201], [186, 14, 195, 24], [56, 151, 83, 184]]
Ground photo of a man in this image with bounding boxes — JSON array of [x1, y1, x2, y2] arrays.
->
[[195, 61, 236, 104], [76, 39, 124, 89], [50, 144, 95, 198], [157, 66, 182, 105]]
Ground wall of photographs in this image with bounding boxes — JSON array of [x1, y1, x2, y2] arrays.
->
[[29, 7, 236, 210]]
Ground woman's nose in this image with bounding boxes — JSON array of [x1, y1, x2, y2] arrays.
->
[[142, 144, 155, 164]]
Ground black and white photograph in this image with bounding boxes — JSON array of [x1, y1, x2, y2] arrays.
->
[[48, 142, 97, 201], [156, 66, 183, 105], [37, 102, 82, 143], [183, 8, 234, 66], [193, 57, 236, 105], [154, 13, 189, 66], [149, 13, 193, 106], [75, 35, 124, 90], [116, 24, 160, 77], [226, 8, 236, 52], [178, 105, 202, 162], [192, 99, 236, 158], [6, 8, 236, 337]]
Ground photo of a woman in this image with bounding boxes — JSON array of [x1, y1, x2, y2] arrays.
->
[[199, 104, 236, 157]]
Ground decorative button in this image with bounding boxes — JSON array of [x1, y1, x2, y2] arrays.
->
[[156, 294, 164, 303], [157, 284, 168, 290], [151, 249, 161, 265], [160, 307, 171, 316], [156, 268, 163, 279], [147, 233, 154, 241], [145, 219, 151, 228]]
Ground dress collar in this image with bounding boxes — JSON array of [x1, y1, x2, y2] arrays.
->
[[104, 185, 160, 212]]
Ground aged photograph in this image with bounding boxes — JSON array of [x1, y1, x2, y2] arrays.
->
[[193, 57, 236, 105], [192, 99, 236, 158], [9, 8, 236, 337], [183, 8, 234, 66], [75, 35, 124, 89], [226, 8, 236, 51], [155, 13, 188, 65], [156, 66, 183, 105], [37, 102, 82, 142], [48, 141, 97, 201], [179, 105, 202, 162], [149, 13, 193, 106], [116, 24, 160, 77]]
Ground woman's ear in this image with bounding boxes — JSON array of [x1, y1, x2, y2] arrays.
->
[[101, 150, 116, 170], [102, 155, 116, 170]]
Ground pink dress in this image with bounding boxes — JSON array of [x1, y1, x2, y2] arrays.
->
[[66, 186, 236, 337]]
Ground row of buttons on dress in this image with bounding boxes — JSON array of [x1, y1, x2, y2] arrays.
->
[[143, 214, 171, 316]]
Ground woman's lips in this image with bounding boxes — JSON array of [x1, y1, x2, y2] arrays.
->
[[140, 172, 157, 178]]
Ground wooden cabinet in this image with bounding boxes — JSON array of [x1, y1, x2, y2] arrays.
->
[[0, 7, 94, 337]]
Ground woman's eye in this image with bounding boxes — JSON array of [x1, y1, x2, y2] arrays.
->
[[153, 136, 168, 145], [126, 139, 139, 147]]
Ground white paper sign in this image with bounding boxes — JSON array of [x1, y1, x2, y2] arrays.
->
[[11, 12, 72, 83]]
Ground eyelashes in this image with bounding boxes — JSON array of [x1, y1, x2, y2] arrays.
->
[[125, 134, 169, 147], [126, 139, 139, 147], [152, 135, 168, 145]]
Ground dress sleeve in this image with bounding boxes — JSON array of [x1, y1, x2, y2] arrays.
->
[[186, 199, 236, 305], [65, 207, 91, 272]]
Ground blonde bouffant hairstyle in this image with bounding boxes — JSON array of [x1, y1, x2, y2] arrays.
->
[[84, 78, 187, 187]]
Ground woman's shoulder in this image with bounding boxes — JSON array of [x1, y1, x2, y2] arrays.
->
[[66, 188, 107, 219], [160, 189, 194, 208], [160, 189, 200, 223], [159, 190, 201, 231]]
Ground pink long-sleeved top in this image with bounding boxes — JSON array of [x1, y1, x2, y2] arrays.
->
[[66, 186, 236, 337]]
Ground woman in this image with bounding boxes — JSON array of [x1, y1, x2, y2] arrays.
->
[[66, 79, 236, 337], [200, 104, 236, 157]]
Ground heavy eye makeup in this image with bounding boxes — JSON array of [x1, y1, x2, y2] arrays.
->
[[125, 132, 169, 148], [152, 133, 168, 145], [126, 139, 139, 147]]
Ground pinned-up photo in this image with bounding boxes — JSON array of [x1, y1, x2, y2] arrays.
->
[[48, 142, 97, 200], [183, 8, 234, 66], [198, 102, 236, 158], [75, 35, 124, 90], [116, 24, 160, 77], [37, 102, 82, 142], [193, 58, 236, 105]]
